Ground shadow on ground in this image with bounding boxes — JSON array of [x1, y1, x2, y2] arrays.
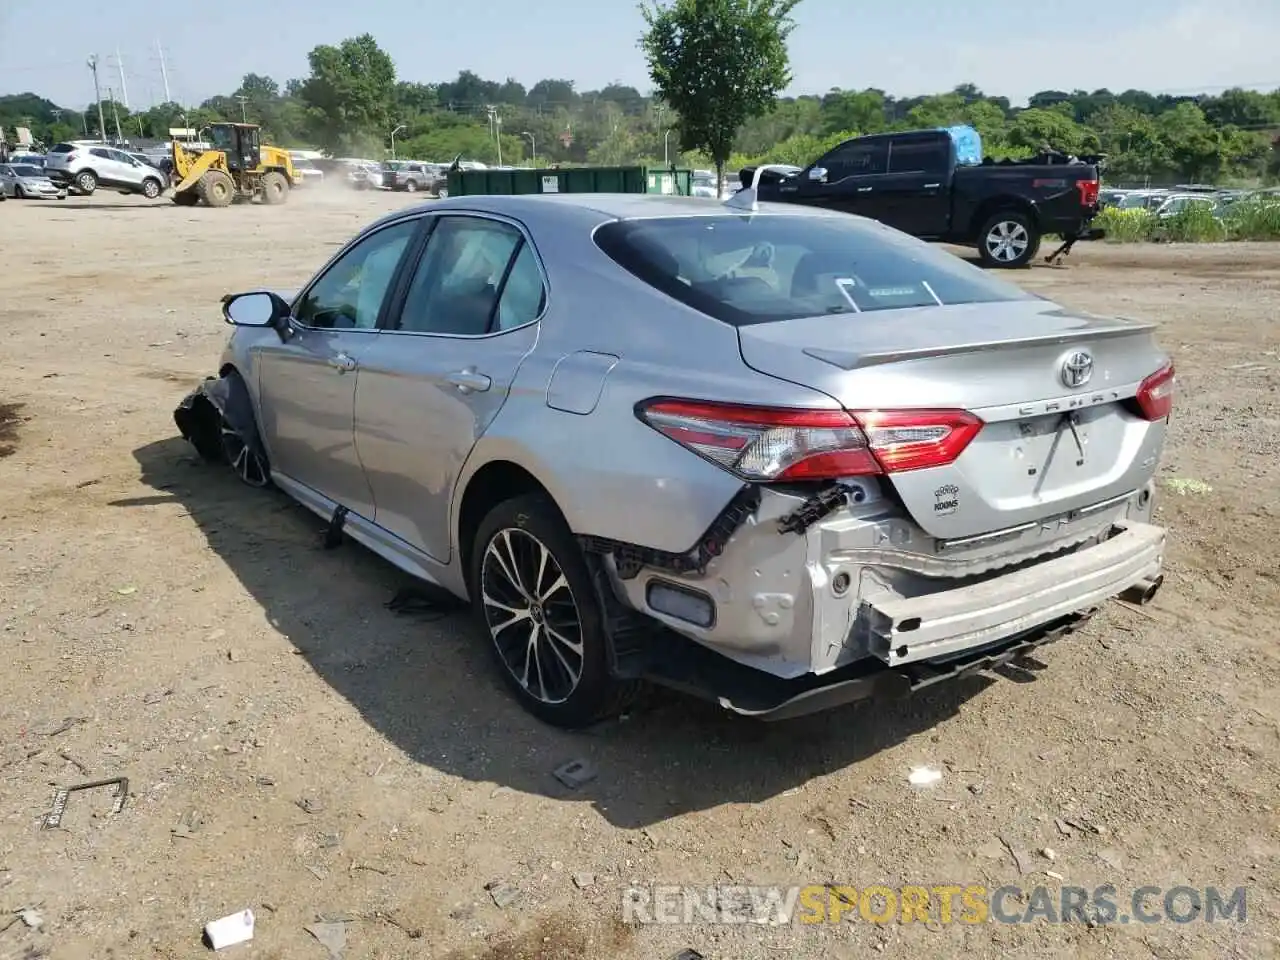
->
[[127, 435, 1000, 829]]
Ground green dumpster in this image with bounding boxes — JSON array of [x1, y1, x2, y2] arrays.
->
[[447, 166, 693, 197]]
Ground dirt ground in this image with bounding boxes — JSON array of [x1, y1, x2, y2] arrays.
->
[[1, 187, 1276, 960]]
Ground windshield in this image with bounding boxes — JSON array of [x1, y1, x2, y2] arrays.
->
[[594, 214, 1034, 326], [209, 126, 234, 151]]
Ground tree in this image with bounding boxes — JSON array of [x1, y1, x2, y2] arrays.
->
[[641, 0, 801, 196], [299, 34, 396, 153]]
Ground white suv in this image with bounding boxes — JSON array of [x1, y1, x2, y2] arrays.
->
[[45, 143, 166, 199]]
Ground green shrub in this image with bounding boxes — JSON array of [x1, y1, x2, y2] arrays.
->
[[1157, 204, 1227, 242], [1092, 198, 1280, 243], [1094, 207, 1155, 242], [1221, 199, 1280, 240]]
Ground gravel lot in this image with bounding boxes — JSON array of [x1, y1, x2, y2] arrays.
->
[[1, 189, 1276, 960]]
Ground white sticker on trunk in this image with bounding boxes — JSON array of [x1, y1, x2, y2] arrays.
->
[[541, 176, 558, 193], [933, 484, 960, 515]]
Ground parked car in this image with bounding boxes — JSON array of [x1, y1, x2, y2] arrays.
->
[[744, 128, 1103, 268], [291, 156, 325, 186], [44, 142, 166, 198], [381, 160, 446, 195], [174, 193, 1172, 727], [1153, 194, 1218, 218], [345, 161, 382, 190], [0, 163, 67, 199]]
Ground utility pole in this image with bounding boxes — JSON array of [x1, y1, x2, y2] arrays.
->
[[108, 88, 123, 142], [115, 48, 130, 109], [156, 39, 172, 103], [87, 55, 107, 142], [235, 95, 248, 122]]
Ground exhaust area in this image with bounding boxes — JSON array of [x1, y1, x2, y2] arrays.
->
[[1120, 575, 1164, 605]]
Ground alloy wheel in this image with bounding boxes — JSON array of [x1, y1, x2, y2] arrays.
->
[[984, 220, 1029, 263], [480, 528, 584, 704], [220, 422, 270, 487]]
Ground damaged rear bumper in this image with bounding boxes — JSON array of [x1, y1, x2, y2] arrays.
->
[[641, 610, 1090, 721], [592, 483, 1164, 719], [863, 521, 1163, 666]]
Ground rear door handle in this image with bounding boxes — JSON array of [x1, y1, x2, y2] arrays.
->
[[328, 352, 356, 373], [923, 183, 941, 188], [446, 368, 492, 394], [857, 186, 873, 193]]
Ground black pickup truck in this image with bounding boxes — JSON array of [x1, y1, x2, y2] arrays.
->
[[742, 128, 1102, 268]]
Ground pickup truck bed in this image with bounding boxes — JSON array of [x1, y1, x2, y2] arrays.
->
[[744, 129, 1102, 268]]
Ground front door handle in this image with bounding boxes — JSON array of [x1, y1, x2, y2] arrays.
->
[[446, 368, 492, 394], [857, 186, 873, 193], [328, 352, 356, 373], [923, 183, 941, 189]]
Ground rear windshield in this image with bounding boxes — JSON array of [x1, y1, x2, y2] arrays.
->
[[593, 214, 1033, 325]]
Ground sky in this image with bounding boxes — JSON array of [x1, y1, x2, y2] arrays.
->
[[2, 0, 1279, 111]]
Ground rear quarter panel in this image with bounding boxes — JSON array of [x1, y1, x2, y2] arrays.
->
[[456, 221, 842, 554]]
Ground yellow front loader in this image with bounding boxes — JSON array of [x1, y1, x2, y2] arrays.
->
[[171, 122, 296, 207]]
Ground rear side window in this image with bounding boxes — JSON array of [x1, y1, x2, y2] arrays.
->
[[593, 214, 1033, 325], [889, 137, 950, 175], [50, 144, 75, 153]]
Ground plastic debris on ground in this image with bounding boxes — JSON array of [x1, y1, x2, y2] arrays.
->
[[203, 909, 254, 950], [907, 766, 943, 787]]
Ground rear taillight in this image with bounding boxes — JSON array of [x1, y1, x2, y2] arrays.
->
[[1135, 362, 1175, 421], [1077, 179, 1099, 207], [637, 399, 983, 482]]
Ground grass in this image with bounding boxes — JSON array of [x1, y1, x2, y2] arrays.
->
[[1094, 198, 1280, 243]]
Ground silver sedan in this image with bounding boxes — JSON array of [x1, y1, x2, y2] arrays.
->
[[174, 192, 1173, 727], [0, 163, 67, 199]]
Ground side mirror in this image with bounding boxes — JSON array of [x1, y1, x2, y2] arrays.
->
[[808, 167, 828, 183], [221, 291, 290, 332]]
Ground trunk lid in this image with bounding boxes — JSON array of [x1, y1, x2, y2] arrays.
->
[[737, 301, 1170, 540]]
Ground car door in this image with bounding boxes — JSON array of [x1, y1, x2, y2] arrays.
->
[[795, 138, 889, 218], [108, 150, 147, 186], [353, 212, 545, 561], [877, 134, 953, 237], [255, 217, 422, 519]]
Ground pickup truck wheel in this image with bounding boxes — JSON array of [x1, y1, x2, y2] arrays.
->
[[978, 211, 1040, 268], [404, 179, 417, 192], [471, 494, 638, 728]]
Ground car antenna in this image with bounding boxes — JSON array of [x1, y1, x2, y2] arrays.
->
[[724, 164, 793, 212]]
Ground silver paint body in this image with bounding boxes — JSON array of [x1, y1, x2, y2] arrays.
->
[[216, 194, 1169, 679]]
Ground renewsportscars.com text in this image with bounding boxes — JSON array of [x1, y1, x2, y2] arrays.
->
[[622, 884, 1248, 926]]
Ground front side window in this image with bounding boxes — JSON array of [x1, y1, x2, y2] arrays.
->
[[818, 140, 888, 179], [395, 216, 536, 335], [594, 213, 1034, 325], [294, 220, 419, 330]]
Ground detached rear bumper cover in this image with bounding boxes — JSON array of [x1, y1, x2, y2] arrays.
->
[[862, 521, 1164, 666]]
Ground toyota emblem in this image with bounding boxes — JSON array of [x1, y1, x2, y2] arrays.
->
[[1061, 350, 1093, 388]]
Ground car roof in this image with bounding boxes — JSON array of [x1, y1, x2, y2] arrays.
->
[[385, 192, 855, 225]]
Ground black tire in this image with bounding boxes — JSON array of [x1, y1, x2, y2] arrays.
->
[[260, 171, 288, 205], [404, 179, 418, 193], [173, 190, 199, 206], [13, 185, 24, 199], [216, 374, 272, 488], [74, 170, 97, 195], [198, 170, 235, 208], [141, 177, 162, 200], [977, 209, 1041, 268], [470, 494, 637, 728]]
